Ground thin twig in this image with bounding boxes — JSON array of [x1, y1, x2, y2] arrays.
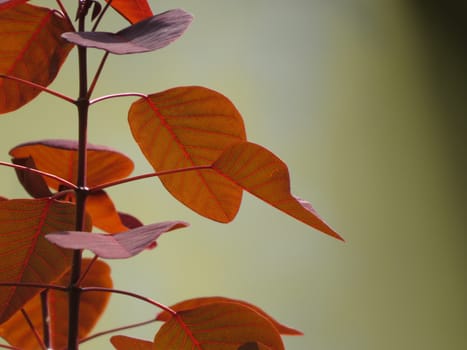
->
[[0, 74, 75, 104], [89, 165, 212, 192], [81, 287, 176, 315], [89, 92, 148, 105], [80, 317, 157, 344], [40, 290, 50, 349], [87, 52, 109, 98], [91, 0, 113, 32], [21, 309, 47, 350], [0, 282, 68, 292], [55, 0, 73, 28], [76, 255, 98, 286], [0, 161, 78, 190]]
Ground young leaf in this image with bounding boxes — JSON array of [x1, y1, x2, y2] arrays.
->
[[153, 301, 285, 350], [46, 221, 189, 259], [104, 0, 153, 24], [9, 139, 134, 189], [111, 335, 153, 350], [212, 142, 343, 240], [0, 198, 91, 324], [0, 3, 74, 113], [128, 86, 246, 223], [0, 259, 112, 349], [156, 296, 302, 336], [62, 9, 193, 55]]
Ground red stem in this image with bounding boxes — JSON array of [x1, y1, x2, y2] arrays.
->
[[0, 282, 68, 292], [89, 165, 212, 192], [0, 160, 77, 190], [0, 74, 75, 104], [21, 309, 47, 350], [89, 92, 148, 105]]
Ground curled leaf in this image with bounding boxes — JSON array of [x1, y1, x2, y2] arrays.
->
[[62, 9, 193, 55], [46, 221, 189, 259]]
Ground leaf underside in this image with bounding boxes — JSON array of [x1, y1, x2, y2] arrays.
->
[[0, 3, 74, 113], [62, 9, 193, 55], [0, 259, 112, 349], [46, 221, 189, 259]]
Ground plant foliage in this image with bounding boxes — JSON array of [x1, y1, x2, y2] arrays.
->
[[0, 1, 342, 349]]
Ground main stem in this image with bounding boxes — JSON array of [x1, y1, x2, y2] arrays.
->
[[67, 2, 90, 349]]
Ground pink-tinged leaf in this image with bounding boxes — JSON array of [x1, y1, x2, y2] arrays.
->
[[111, 335, 153, 350], [0, 3, 74, 113], [0, 259, 112, 349], [128, 86, 246, 223], [0, 198, 91, 324], [153, 301, 285, 350], [156, 296, 302, 336], [62, 9, 193, 55], [9, 139, 134, 189], [46, 221, 188, 259], [0, 0, 27, 11], [104, 0, 153, 24], [212, 142, 343, 240]]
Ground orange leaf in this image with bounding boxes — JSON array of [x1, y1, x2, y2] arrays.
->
[[156, 296, 302, 336], [0, 0, 28, 12], [153, 301, 285, 350], [104, 0, 153, 24], [212, 142, 343, 240], [238, 343, 273, 350], [111, 335, 153, 350], [0, 3, 74, 113], [9, 139, 134, 189], [86, 191, 128, 233], [0, 198, 90, 324], [128, 86, 246, 223], [0, 259, 112, 350]]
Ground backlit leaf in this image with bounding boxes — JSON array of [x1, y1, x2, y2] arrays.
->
[[111, 335, 153, 350], [0, 198, 90, 324], [9, 139, 134, 189], [0, 0, 28, 12], [46, 221, 188, 259], [62, 9, 193, 55], [156, 296, 302, 336], [86, 190, 128, 233], [0, 259, 112, 349], [0, 3, 74, 113], [104, 0, 153, 24], [212, 142, 343, 240], [153, 302, 284, 350], [128, 86, 246, 223]]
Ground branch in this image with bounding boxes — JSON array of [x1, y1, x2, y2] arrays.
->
[[0, 282, 68, 292], [87, 52, 109, 98], [89, 165, 212, 192], [0, 74, 75, 104], [0, 160, 78, 190], [89, 92, 148, 105], [81, 287, 176, 315], [80, 317, 157, 344]]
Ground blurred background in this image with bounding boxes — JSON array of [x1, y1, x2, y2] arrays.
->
[[0, 0, 466, 349]]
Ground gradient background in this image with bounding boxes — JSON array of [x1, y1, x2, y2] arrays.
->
[[0, 0, 466, 349]]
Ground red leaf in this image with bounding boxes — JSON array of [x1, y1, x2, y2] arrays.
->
[[12, 157, 53, 198], [46, 221, 189, 259], [0, 198, 91, 323], [62, 9, 193, 55], [238, 343, 273, 350], [128, 86, 246, 223], [0, 3, 74, 113], [212, 142, 343, 240], [104, 0, 153, 24], [153, 301, 285, 350], [0, 259, 112, 349], [111, 335, 153, 350], [156, 296, 302, 336]]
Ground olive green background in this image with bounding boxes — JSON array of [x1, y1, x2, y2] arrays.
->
[[0, 0, 465, 349]]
